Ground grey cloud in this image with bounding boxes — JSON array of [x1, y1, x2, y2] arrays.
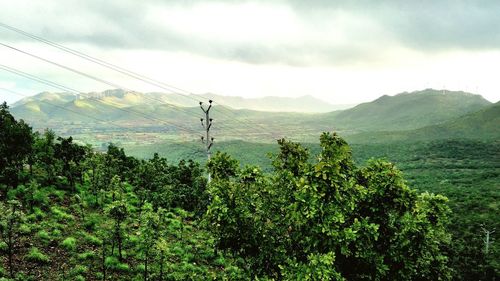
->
[[286, 0, 500, 51], [1, 0, 499, 67]]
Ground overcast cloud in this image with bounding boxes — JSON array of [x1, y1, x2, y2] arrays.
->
[[0, 0, 499, 104], [3, 0, 500, 65]]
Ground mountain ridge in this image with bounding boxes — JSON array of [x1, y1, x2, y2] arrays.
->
[[346, 101, 500, 143], [325, 88, 491, 132], [7, 88, 496, 144]]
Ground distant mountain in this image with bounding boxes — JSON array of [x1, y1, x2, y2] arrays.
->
[[8, 89, 497, 144], [196, 93, 353, 113], [11, 91, 76, 107], [326, 89, 491, 131], [10, 90, 350, 114], [347, 101, 500, 143], [10, 90, 202, 125]]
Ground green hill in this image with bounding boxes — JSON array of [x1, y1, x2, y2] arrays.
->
[[325, 89, 491, 132], [11, 91, 76, 107], [8, 89, 495, 144], [347, 102, 500, 143]]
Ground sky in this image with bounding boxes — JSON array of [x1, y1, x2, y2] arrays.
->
[[0, 0, 499, 105]]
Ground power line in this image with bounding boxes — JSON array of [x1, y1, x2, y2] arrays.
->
[[0, 41, 238, 136], [0, 87, 130, 131], [0, 41, 273, 139], [0, 87, 203, 154], [0, 23, 278, 138], [213, 104, 283, 138], [0, 64, 200, 135], [0, 22, 204, 103], [0, 42, 206, 122]]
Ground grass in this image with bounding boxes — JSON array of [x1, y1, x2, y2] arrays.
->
[[25, 247, 50, 264], [61, 237, 77, 251]]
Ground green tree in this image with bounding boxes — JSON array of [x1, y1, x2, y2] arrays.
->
[[83, 150, 107, 207], [32, 129, 57, 185], [137, 203, 161, 281], [205, 132, 452, 280], [169, 159, 207, 215], [54, 136, 86, 191], [106, 143, 138, 181], [0, 102, 33, 197], [106, 199, 128, 261], [0, 200, 25, 278]]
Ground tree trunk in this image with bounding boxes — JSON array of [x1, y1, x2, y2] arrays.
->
[[159, 252, 164, 281], [8, 222, 14, 278], [144, 249, 148, 281], [117, 225, 123, 261], [102, 240, 106, 281]]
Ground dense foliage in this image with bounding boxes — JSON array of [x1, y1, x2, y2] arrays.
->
[[1, 102, 496, 280], [1, 103, 245, 280], [205, 133, 452, 280]]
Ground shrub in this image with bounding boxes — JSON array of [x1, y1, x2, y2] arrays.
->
[[71, 265, 88, 275], [61, 237, 77, 251], [52, 229, 62, 238], [105, 256, 129, 272], [83, 213, 101, 231], [25, 247, 50, 264], [37, 230, 51, 243], [77, 251, 96, 260], [0, 241, 7, 251], [33, 188, 49, 207], [51, 207, 74, 222], [19, 224, 32, 234], [83, 233, 102, 246]]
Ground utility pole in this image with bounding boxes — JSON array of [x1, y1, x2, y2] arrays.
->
[[481, 226, 495, 255], [200, 100, 214, 183]]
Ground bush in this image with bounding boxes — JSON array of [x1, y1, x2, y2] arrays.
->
[[51, 207, 74, 222], [71, 265, 88, 275], [25, 247, 50, 264], [83, 233, 102, 246], [37, 230, 51, 245], [83, 213, 101, 231], [52, 229, 62, 238], [33, 188, 49, 207], [0, 241, 7, 251], [77, 251, 96, 261], [61, 237, 77, 251], [105, 256, 129, 272], [74, 275, 85, 281], [19, 223, 32, 234]]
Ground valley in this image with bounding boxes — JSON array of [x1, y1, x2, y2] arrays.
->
[[4, 87, 499, 279]]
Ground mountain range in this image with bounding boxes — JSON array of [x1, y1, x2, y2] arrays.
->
[[12, 89, 348, 113], [7, 88, 498, 146], [325, 89, 491, 131]]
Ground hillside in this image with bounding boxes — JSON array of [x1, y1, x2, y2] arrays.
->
[[325, 89, 491, 132], [197, 93, 351, 112], [347, 101, 500, 143], [11, 91, 76, 107], [8, 89, 496, 145], [10, 89, 346, 115]]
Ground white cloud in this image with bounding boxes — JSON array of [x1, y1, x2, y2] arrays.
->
[[0, 0, 499, 105]]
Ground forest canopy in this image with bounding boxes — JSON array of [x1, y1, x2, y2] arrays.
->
[[0, 102, 490, 280]]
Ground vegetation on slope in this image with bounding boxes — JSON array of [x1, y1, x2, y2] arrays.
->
[[325, 89, 491, 132], [347, 101, 500, 143], [10, 89, 493, 144], [1, 102, 475, 280]]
